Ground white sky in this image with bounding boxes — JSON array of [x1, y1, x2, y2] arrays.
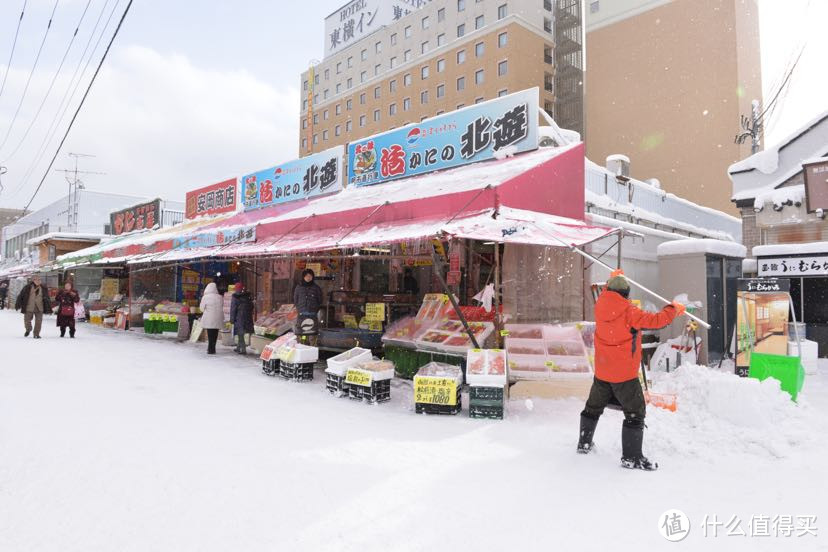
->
[[0, 0, 825, 211]]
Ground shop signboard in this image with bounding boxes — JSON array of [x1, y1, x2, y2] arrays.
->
[[803, 159, 828, 213], [348, 88, 540, 187], [324, 0, 430, 58], [241, 145, 344, 211], [757, 256, 828, 277], [175, 225, 257, 250], [735, 278, 791, 377], [185, 178, 238, 219], [110, 199, 160, 236]]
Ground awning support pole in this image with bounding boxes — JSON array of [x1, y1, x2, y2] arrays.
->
[[494, 240, 502, 348], [533, 224, 711, 329], [335, 202, 390, 246], [431, 247, 480, 349]]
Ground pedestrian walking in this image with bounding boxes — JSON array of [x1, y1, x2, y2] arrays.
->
[[0, 279, 9, 310], [229, 282, 254, 355], [576, 270, 685, 471], [15, 276, 52, 339], [54, 282, 81, 338], [199, 282, 224, 355]]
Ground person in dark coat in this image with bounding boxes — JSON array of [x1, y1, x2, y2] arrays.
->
[[54, 281, 81, 338], [577, 270, 685, 471], [0, 279, 9, 310], [293, 269, 323, 337], [403, 267, 419, 296], [15, 276, 52, 338], [229, 282, 254, 355]]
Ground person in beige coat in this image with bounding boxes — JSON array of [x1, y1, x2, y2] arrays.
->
[[15, 276, 52, 338], [199, 282, 224, 354]]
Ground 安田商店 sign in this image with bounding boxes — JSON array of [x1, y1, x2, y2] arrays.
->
[[241, 145, 344, 211], [757, 256, 828, 277], [348, 88, 539, 187], [185, 178, 238, 219]]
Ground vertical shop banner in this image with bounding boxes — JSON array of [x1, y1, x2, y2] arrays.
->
[[110, 199, 161, 236], [735, 278, 791, 377], [241, 145, 344, 211], [348, 88, 540, 187], [185, 178, 238, 219]]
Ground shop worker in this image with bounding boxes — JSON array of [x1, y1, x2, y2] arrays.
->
[[577, 270, 686, 471], [199, 282, 224, 355], [403, 267, 419, 296], [230, 282, 254, 355], [294, 268, 323, 321], [0, 279, 9, 310], [15, 275, 52, 339]]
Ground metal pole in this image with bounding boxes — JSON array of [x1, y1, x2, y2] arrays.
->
[[431, 248, 480, 349], [494, 241, 501, 347], [788, 294, 802, 359]]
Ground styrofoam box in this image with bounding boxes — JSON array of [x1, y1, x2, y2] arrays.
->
[[278, 343, 319, 364], [325, 347, 373, 377]]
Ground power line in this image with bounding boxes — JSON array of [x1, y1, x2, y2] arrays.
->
[[0, 0, 28, 99], [23, 0, 133, 213], [0, 0, 60, 153], [5, 0, 117, 200], [2, 0, 92, 164]]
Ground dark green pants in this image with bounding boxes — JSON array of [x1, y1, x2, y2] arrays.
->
[[581, 377, 646, 429]]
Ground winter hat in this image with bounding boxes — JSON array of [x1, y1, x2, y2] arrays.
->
[[606, 275, 630, 295]]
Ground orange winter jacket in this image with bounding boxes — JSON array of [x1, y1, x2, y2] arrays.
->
[[594, 290, 679, 383]]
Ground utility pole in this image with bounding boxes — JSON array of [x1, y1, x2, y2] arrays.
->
[[0, 165, 6, 195], [54, 153, 105, 232], [735, 99, 763, 155]]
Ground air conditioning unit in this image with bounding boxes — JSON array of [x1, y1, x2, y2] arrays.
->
[[606, 154, 631, 180]]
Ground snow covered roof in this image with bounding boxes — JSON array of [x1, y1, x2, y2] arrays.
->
[[742, 258, 758, 273], [657, 239, 746, 258], [753, 241, 828, 257], [730, 110, 828, 202], [26, 232, 108, 246], [751, 184, 805, 211]]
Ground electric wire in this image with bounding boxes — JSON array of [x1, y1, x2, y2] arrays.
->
[[0, 0, 28, 99]]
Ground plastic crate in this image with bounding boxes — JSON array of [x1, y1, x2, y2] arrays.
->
[[280, 362, 314, 381], [469, 385, 505, 402], [415, 387, 462, 415], [348, 378, 391, 404], [262, 359, 280, 377], [326, 373, 350, 397], [469, 403, 504, 420]]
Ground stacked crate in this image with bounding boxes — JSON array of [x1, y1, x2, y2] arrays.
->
[[466, 349, 508, 420], [346, 360, 394, 404], [324, 347, 372, 397]]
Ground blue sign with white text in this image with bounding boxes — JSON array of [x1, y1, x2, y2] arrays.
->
[[348, 88, 539, 187]]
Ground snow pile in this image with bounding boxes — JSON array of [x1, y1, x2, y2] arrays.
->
[[753, 241, 828, 256], [657, 238, 746, 258], [647, 364, 810, 459], [752, 184, 805, 211], [729, 146, 780, 175]]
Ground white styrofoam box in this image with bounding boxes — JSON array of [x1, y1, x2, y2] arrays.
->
[[466, 349, 508, 386], [788, 339, 818, 361], [353, 360, 395, 381], [325, 347, 372, 376], [278, 343, 318, 364]]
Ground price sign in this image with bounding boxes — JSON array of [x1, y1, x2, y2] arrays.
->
[[345, 368, 372, 387], [414, 376, 457, 405], [260, 348, 273, 361], [367, 320, 383, 332], [545, 360, 560, 372], [305, 262, 323, 276], [365, 302, 386, 322]]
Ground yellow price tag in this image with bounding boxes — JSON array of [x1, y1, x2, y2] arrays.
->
[[367, 320, 383, 332], [365, 302, 385, 322], [345, 369, 372, 387], [500, 330, 510, 337], [545, 360, 560, 372], [414, 376, 457, 406], [343, 314, 358, 329]]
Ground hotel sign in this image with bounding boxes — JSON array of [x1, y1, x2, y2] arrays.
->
[[324, 0, 431, 58]]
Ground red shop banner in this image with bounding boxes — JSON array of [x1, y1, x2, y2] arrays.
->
[[185, 178, 238, 219], [110, 199, 161, 236]]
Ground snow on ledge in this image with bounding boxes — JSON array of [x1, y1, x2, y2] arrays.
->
[[657, 239, 746, 258], [752, 184, 805, 211], [742, 258, 758, 273], [754, 241, 828, 257]]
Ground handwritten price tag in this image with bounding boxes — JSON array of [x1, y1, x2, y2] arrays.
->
[[345, 368, 372, 387], [365, 302, 386, 322], [414, 376, 457, 406]]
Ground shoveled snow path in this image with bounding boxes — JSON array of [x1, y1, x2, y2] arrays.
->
[[0, 310, 825, 551]]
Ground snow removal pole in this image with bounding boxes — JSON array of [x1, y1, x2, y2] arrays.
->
[[539, 228, 711, 329]]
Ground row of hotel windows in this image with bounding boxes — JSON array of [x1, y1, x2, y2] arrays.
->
[[302, 85, 512, 150], [303, 32, 509, 111], [304, 59, 509, 130]]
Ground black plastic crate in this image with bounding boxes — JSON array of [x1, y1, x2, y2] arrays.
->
[[469, 403, 504, 420], [280, 362, 314, 381], [415, 387, 462, 415], [348, 378, 391, 404], [326, 373, 350, 397], [469, 385, 505, 402], [262, 359, 280, 377]]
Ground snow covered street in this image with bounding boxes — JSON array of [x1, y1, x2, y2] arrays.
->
[[1, 310, 826, 551]]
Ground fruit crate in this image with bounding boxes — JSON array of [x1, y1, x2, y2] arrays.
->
[[280, 362, 314, 381], [469, 385, 506, 402], [415, 387, 462, 415], [469, 402, 504, 420], [348, 378, 391, 404], [262, 359, 280, 377], [325, 373, 350, 397]]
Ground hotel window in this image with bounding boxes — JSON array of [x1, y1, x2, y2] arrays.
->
[[374, 86, 381, 99], [591, 1, 600, 13], [303, 80, 308, 91], [313, 134, 318, 144], [498, 60, 508, 76], [404, 73, 412, 86], [390, 56, 398, 69], [438, 7, 445, 21], [360, 71, 367, 83], [313, 113, 319, 124], [325, 68, 330, 80], [336, 83, 342, 94], [437, 84, 445, 98], [421, 41, 429, 54], [389, 103, 397, 116], [336, 62, 342, 73], [422, 16, 429, 29], [498, 32, 508, 47], [456, 76, 465, 90], [323, 89, 329, 100], [457, 23, 465, 37], [314, 74, 319, 85], [475, 69, 484, 84], [437, 33, 446, 47], [346, 120, 352, 131], [457, 103, 465, 109], [390, 79, 397, 92], [375, 41, 382, 53], [322, 130, 328, 141], [335, 104, 342, 115], [302, 138, 307, 149], [347, 56, 353, 68], [498, 88, 508, 97], [475, 15, 484, 29], [347, 77, 353, 88], [374, 109, 380, 122], [437, 59, 446, 73], [475, 97, 484, 104], [475, 42, 484, 57], [302, 119, 308, 129], [302, 99, 307, 110], [360, 93, 366, 104], [391, 33, 397, 46], [405, 25, 412, 38], [421, 90, 429, 104], [457, 49, 466, 64], [404, 97, 411, 111], [458, 0, 465, 11], [347, 98, 352, 110], [404, 49, 412, 62], [314, 94, 318, 104], [361, 49, 367, 61], [335, 125, 341, 136], [323, 109, 329, 120], [359, 115, 366, 127], [421, 65, 429, 79], [498, 4, 507, 19], [375, 64, 381, 76]]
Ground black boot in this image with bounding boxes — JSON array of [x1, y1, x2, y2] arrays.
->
[[60, 328, 66, 338], [621, 424, 658, 471], [577, 414, 598, 454]]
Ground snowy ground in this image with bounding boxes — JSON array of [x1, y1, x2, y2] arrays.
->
[[0, 310, 825, 551]]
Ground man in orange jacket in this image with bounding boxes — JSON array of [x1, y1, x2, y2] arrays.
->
[[578, 270, 686, 470]]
